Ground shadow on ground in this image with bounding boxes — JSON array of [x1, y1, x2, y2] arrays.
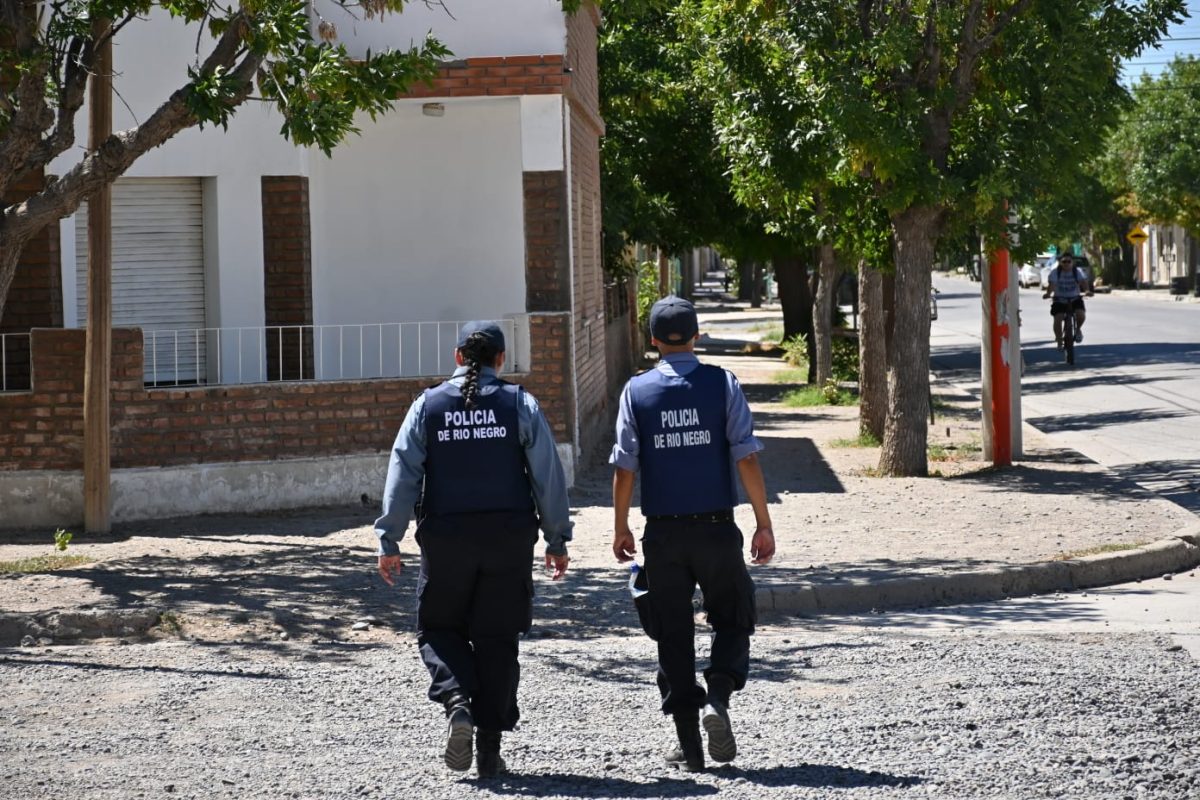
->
[[31, 552, 648, 644], [480, 763, 920, 797], [0, 505, 378, 545], [1110, 459, 1200, 514], [943, 462, 1159, 501], [756, 435, 845, 497], [1027, 408, 1191, 434]]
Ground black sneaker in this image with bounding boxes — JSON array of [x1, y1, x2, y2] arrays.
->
[[664, 744, 705, 773], [666, 711, 705, 772], [443, 705, 474, 772], [702, 701, 737, 762], [476, 752, 507, 779], [476, 730, 507, 778]]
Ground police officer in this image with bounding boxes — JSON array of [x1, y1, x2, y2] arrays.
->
[[376, 320, 572, 778], [610, 296, 775, 772]]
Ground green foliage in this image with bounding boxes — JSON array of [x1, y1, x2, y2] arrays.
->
[[635, 260, 660, 338], [0, 555, 91, 574], [53, 528, 74, 552], [2, 1, 450, 159], [830, 431, 881, 448], [779, 334, 808, 368], [158, 611, 184, 635], [780, 333, 856, 382], [770, 368, 806, 384], [1124, 57, 1200, 235], [830, 336, 858, 384], [686, 0, 1185, 254], [598, 0, 787, 274], [782, 382, 855, 407]]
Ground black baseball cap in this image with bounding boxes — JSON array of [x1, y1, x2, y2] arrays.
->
[[649, 296, 699, 344], [456, 320, 505, 352]]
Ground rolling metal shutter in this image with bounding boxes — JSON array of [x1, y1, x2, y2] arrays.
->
[[76, 178, 206, 384]]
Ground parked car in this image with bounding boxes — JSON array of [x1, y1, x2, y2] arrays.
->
[[1017, 263, 1041, 288]]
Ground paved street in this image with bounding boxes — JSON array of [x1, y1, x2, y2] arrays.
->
[[931, 274, 1200, 512]]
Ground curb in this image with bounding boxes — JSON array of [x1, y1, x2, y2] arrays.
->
[[757, 527, 1200, 616], [0, 607, 163, 648]]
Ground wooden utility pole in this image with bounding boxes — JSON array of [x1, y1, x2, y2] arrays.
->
[[83, 20, 113, 533]]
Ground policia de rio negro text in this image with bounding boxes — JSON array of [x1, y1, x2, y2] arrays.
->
[[375, 321, 572, 779], [611, 295, 776, 773]]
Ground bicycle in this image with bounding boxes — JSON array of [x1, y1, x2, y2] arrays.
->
[[1061, 304, 1076, 365]]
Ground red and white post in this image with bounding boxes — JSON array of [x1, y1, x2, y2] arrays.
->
[[981, 220, 1022, 465]]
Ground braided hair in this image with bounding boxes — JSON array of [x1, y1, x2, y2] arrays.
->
[[458, 331, 502, 410]]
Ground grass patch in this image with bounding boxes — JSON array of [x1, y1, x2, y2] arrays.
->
[[929, 440, 983, 462], [782, 384, 857, 407], [830, 431, 882, 448], [0, 555, 92, 574], [1051, 542, 1147, 561], [158, 611, 184, 636], [771, 369, 807, 384], [748, 322, 785, 341]]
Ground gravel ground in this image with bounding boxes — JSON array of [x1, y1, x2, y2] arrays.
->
[[3, 296, 1199, 798], [2, 628, 1197, 799]]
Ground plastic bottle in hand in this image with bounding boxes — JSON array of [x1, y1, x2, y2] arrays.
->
[[628, 562, 648, 599]]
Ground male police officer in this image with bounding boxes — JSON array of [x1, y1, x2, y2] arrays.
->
[[376, 321, 572, 778], [610, 296, 776, 772]]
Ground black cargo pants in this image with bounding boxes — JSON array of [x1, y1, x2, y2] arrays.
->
[[414, 509, 538, 731], [641, 517, 757, 714]]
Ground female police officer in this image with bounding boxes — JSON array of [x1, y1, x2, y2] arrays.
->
[[611, 296, 776, 772], [375, 320, 572, 778]]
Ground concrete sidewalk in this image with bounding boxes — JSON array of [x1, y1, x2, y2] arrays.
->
[[1, 292, 1198, 646]]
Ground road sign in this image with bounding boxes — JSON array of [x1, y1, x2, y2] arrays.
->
[[1127, 226, 1148, 246]]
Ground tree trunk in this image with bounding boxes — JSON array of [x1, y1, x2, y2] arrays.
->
[[0, 236, 20, 322], [881, 269, 896, 360], [750, 261, 763, 308], [813, 243, 838, 385], [738, 260, 753, 301], [774, 255, 813, 341], [880, 206, 941, 477], [858, 260, 887, 441], [774, 254, 814, 371]]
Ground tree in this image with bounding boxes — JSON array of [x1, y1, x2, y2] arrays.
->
[[690, 0, 1184, 475], [1123, 56, 1200, 280], [599, 0, 820, 366], [0, 0, 456, 320]]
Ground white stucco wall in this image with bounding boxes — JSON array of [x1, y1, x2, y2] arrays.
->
[[311, 0, 567, 60], [51, 11, 569, 383], [307, 97, 527, 375], [53, 11, 306, 341]]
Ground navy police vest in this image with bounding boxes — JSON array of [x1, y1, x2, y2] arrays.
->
[[629, 363, 735, 516], [422, 380, 534, 517]]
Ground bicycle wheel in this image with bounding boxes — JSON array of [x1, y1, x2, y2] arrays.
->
[[1063, 317, 1075, 365]]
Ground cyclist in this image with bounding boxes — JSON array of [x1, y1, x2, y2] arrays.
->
[[1042, 253, 1092, 349]]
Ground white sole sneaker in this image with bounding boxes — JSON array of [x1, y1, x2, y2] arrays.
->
[[702, 703, 737, 762], [444, 708, 474, 771]]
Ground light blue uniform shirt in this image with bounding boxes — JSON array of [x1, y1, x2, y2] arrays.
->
[[375, 366, 573, 556], [609, 351, 763, 473]]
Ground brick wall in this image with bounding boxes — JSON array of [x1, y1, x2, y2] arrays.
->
[[524, 171, 571, 312], [402, 55, 568, 99], [1, 170, 62, 392], [0, 315, 573, 472], [565, 3, 610, 457], [261, 176, 314, 381]]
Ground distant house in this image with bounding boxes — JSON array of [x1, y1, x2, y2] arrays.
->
[[1135, 224, 1195, 289], [0, 1, 635, 528]]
